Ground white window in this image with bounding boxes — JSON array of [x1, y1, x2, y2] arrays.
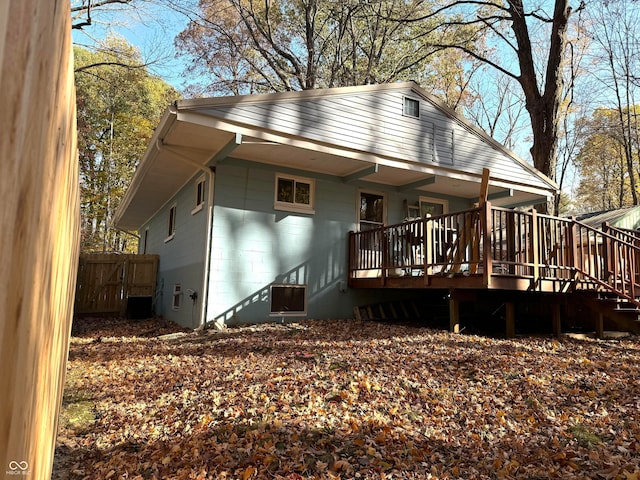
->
[[270, 284, 306, 316], [403, 97, 420, 118], [192, 175, 206, 214], [419, 196, 448, 217], [172, 284, 182, 310], [165, 204, 176, 242], [359, 191, 386, 231], [274, 174, 315, 213]]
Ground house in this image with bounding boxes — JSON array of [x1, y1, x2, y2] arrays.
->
[[114, 82, 561, 329], [576, 206, 640, 231]]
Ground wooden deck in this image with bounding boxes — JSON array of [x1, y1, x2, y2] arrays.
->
[[348, 202, 640, 334]]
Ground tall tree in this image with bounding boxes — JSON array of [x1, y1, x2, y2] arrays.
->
[[75, 37, 179, 252], [584, 0, 640, 205], [574, 107, 638, 211], [174, 0, 478, 108], [412, 0, 584, 213]]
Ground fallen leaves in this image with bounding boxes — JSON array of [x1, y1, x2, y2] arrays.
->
[[53, 317, 640, 479]]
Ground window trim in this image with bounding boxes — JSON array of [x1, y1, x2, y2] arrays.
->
[[403, 96, 420, 119], [269, 284, 307, 316], [274, 173, 316, 214], [419, 196, 449, 217], [172, 284, 182, 310], [165, 203, 177, 242], [358, 189, 387, 232], [142, 228, 149, 254], [191, 175, 206, 215]]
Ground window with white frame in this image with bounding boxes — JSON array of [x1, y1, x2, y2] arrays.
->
[[166, 204, 176, 242], [359, 191, 385, 231], [172, 284, 182, 310], [192, 175, 206, 214], [274, 174, 315, 213], [403, 97, 420, 118], [419, 196, 448, 217], [270, 284, 307, 316]]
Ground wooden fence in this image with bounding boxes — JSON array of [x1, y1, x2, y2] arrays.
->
[[75, 254, 159, 316], [0, 1, 80, 477]]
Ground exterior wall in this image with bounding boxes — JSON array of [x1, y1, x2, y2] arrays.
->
[[206, 159, 469, 326], [139, 173, 208, 327], [199, 85, 550, 190]]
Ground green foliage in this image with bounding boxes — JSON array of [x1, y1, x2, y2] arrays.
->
[[75, 37, 179, 252]]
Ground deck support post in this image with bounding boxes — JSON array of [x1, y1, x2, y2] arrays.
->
[[595, 313, 604, 339], [449, 290, 460, 334], [551, 302, 562, 338], [505, 302, 516, 338]]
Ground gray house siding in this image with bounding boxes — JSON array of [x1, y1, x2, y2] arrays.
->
[[139, 172, 208, 327], [205, 159, 469, 326], [198, 87, 549, 190]]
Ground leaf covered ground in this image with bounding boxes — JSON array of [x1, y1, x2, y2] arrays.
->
[[54, 318, 640, 479]]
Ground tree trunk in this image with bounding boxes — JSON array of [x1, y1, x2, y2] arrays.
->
[[509, 0, 571, 214]]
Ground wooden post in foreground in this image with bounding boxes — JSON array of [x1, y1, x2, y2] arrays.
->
[[0, 2, 79, 479]]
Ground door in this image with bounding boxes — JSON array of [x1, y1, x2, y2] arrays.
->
[[359, 191, 385, 231]]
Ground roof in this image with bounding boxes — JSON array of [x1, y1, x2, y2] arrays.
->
[[576, 206, 640, 230], [114, 82, 559, 231]]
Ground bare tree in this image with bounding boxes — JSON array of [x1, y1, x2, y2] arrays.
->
[[71, 0, 136, 30], [585, 0, 640, 205], [174, 0, 477, 97]]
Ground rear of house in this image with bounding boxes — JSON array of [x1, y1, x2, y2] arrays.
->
[[114, 82, 558, 329]]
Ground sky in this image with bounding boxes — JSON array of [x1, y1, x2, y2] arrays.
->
[[72, 1, 194, 90]]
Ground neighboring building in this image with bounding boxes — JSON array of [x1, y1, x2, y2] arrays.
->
[[576, 206, 640, 231], [114, 82, 558, 329]]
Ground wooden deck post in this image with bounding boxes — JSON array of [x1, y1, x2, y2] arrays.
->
[[567, 217, 579, 276], [347, 231, 355, 287], [595, 313, 604, 339], [530, 208, 540, 283], [449, 290, 460, 333], [505, 302, 516, 338], [0, 2, 79, 478], [551, 303, 562, 338], [482, 201, 493, 287]]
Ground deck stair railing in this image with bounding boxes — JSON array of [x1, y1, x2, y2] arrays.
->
[[349, 202, 640, 307]]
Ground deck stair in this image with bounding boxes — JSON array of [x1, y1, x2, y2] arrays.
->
[[577, 291, 640, 335]]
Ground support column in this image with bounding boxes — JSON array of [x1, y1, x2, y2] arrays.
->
[[505, 302, 516, 338], [449, 291, 460, 333], [595, 313, 604, 339], [551, 303, 562, 338]]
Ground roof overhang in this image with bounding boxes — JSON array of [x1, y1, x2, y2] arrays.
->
[[114, 100, 558, 231]]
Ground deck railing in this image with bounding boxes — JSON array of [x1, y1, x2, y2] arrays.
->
[[348, 202, 640, 306]]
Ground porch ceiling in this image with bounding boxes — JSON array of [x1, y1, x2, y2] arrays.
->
[[115, 110, 552, 231]]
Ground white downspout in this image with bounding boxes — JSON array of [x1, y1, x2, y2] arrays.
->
[[155, 134, 216, 331], [199, 167, 215, 330]]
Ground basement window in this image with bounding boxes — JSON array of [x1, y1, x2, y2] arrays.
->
[[274, 174, 315, 214], [403, 97, 420, 118], [270, 284, 307, 316], [172, 284, 181, 310]]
